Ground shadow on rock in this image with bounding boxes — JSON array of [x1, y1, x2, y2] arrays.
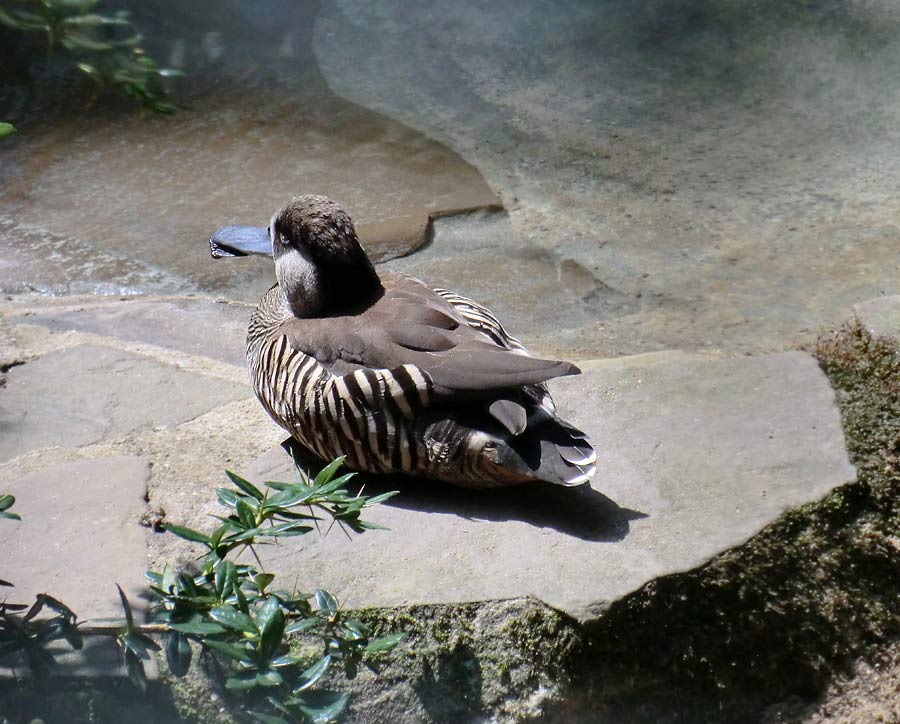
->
[[281, 438, 646, 543], [412, 643, 484, 722]]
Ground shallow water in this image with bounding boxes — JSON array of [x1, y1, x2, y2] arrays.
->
[[2, 0, 899, 356], [0, 0, 498, 300]]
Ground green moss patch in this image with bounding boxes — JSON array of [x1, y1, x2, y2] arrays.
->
[[549, 322, 900, 722]]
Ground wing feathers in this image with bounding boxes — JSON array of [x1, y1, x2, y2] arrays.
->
[[284, 272, 580, 397]]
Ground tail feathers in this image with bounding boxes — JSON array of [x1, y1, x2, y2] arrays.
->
[[538, 437, 597, 487], [557, 439, 597, 466], [496, 417, 597, 487]]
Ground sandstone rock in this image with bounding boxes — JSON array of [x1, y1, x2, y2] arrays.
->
[[0, 344, 248, 462], [854, 295, 900, 340], [15, 297, 252, 367], [0, 456, 153, 677], [241, 350, 855, 621]]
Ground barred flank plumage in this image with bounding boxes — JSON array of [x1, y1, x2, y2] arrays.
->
[[248, 282, 596, 488], [224, 195, 596, 489]]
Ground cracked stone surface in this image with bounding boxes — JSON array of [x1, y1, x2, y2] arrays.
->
[[13, 297, 254, 367], [0, 343, 248, 462], [854, 295, 900, 341], [241, 350, 855, 621]]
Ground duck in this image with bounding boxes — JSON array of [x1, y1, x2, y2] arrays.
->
[[209, 195, 596, 489]]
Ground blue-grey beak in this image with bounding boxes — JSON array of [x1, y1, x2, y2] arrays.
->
[[209, 225, 273, 258]]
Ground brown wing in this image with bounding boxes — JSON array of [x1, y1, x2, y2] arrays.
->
[[282, 272, 579, 397]]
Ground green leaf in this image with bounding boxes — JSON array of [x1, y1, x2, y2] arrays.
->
[[162, 566, 176, 594], [168, 620, 226, 636], [256, 597, 286, 663], [216, 488, 241, 509], [342, 619, 369, 639], [62, 13, 131, 27], [116, 584, 134, 632], [163, 524, 212, 546], [122, 632, 159, 660], [62, 624, 84, 651], [262, 484, 317, 509], [249, 712, 290, 724], [289, 691, 349, 724], [262, 480, 298, 492], [0, 494, 15, 511], [315, 473, 356, 496], [314, 590, 338, 618], [227, 525, 266, 543], [209, 606, 257, 635], [215, 560, 237, 598], [165, 631, 192, 677], [365, 491, 400, 506], [225, 672, 259, 690], [291, 654, 331, 693], [258, 521, 313, 538], [0, 602, 28, 611], [59, 0, 101, 10], [285, 617, 319, 635], [364, 632, 406, 654], [203, 638, 253, 663], [209, 524, 228, 551], [123, 647, 147, 692], [76, 62, 100, 78], [255, 667, 284, 687], [236, 499, 258, 528], [255, 573, 275, 593], [0, 8, 48, 32], [61, 32, 117, 52], [356, 520, 391, 531], [225, 471, 265, 501], [23, 594, 77, 624], [0, 511, 21, 520], [313, 457, 346, 486], [269, 654, 304, 668]]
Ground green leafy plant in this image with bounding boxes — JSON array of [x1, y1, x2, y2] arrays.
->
[[0, 0, 182, 113], [0, 122, 15, 139], [0, 493, 18, 520], [0, 458, 405, 723]]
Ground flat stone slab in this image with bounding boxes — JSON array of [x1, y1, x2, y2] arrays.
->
[[0, 456, 152, 676], [0, 344, 248, 462], [14, 297, 252, 367], [243, 350, 855, 621], [854, 295, 900, 340]]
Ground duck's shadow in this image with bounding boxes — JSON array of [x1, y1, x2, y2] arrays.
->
[[282, 439, 646, 543]]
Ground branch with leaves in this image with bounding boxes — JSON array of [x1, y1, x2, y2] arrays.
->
[[0, 0, 182, 113], [1, 457, 405, 724]]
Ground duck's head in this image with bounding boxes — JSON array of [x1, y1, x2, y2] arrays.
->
[[210, 195, 383, 317]]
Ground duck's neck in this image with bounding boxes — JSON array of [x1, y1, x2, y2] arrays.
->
[[276, 251, 384, 319], [277, 250, 324, 318]]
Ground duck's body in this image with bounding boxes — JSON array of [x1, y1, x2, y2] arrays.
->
[[212, 196, 596, 489]]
